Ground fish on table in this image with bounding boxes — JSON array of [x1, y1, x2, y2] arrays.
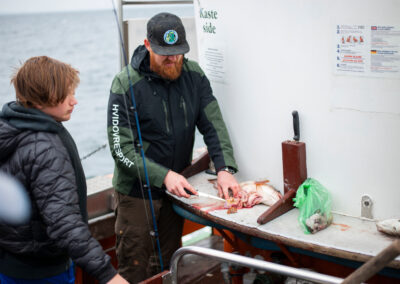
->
[[238, 180, 282, 207], [208, 179, 282, 214], [305, 212, 330, 234], [376, 219, 400, 236]]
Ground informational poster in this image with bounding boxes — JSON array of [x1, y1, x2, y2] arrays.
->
[[370, 26, 400, 74], [335, 24, 400, 78], [201, 45, 226, 83], [195, 6, 227, 83], [335, 25, 368, 73]]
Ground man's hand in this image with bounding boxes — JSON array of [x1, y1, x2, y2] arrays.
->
[[217, 170, 240, 199], [164, 170, 197, 198]]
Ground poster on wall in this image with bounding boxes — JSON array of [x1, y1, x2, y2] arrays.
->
[[335, 24, 400, 78], [335, 24, 368, 74], [200, 44, 226, 83], [195, 6, 227, 83], [370, 25, 400, 74]]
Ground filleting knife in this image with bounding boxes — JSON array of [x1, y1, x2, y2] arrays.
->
[[185, 189, 226, 202], [195, 191, 226, 202]]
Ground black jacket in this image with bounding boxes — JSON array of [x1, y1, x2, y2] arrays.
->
[[0, 102, 116, 282], [107, 45, 237, 198]]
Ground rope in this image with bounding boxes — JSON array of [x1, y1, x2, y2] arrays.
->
[[80, 143, 107, 161]]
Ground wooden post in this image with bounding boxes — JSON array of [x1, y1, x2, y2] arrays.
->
[[281, 141, 307, 194], [257, 140, 307, 224]]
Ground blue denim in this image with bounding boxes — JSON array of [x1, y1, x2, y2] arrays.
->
[[0, 263, 74, 284]]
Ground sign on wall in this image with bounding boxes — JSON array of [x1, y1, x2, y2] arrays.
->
[[335, 24, 400, 78]]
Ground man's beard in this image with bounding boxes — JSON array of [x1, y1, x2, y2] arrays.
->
[[150, 54, 183, 81]]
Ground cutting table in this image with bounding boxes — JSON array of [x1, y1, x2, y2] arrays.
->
[[167, 171, 400, 279]]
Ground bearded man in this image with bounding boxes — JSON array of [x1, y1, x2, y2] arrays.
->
[[107, 12, 239, 283]]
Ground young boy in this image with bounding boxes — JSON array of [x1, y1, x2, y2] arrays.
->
[[0, 56, 127, 284]]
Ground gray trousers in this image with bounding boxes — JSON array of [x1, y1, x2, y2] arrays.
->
[[114, 191, 184, 283]]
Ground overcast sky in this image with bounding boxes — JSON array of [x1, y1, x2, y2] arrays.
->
[[0, 0, 113, 14]]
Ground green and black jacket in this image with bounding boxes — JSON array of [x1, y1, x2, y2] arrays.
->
[[107, 45, 237, 199]]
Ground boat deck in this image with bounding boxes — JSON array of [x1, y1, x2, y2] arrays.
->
[[176, 235, 225, 284]]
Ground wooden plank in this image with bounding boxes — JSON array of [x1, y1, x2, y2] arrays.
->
[[343, 239, 400, 284]]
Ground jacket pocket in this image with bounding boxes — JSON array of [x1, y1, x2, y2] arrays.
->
[[180, 96, 189, 128], [162, 100, 171, 134]]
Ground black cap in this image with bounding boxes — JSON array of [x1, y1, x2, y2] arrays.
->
[[147, 12, 190, 56]]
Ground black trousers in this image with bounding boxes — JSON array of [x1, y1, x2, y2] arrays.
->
[[114, 191, 184, 283]]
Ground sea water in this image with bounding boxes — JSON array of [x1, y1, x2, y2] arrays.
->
[[0, 6, 204, 178]]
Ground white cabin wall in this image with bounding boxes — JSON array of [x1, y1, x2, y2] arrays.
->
[[194, 0, 400, 219]]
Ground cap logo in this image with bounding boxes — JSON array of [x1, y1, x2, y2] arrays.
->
[[163, 30, 178, 45]]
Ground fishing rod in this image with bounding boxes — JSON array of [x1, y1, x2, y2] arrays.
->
[[110, 0, 164, 271]]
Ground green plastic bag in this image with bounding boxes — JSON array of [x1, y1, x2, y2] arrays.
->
[[293, 178, 332, 234]]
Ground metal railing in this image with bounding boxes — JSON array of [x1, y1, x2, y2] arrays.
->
[[164, 239, 400, 284], [164, 246, 344, 284]]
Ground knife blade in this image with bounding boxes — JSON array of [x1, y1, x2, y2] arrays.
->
[[185, 188, 226, 202], [196, 191, 226, 202]]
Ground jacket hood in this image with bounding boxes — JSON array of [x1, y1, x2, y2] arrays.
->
[[131, 45, 150, 72], [130, 45, 165, 80], [0, 101, 63, 162], [0, 101, 63, 133]]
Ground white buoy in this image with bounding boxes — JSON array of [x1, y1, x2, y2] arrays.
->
[[0, 172, 31, 225]]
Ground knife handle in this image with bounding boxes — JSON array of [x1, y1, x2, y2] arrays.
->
[[292, 110, 300, 141], [184, 188, 196, 195]]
